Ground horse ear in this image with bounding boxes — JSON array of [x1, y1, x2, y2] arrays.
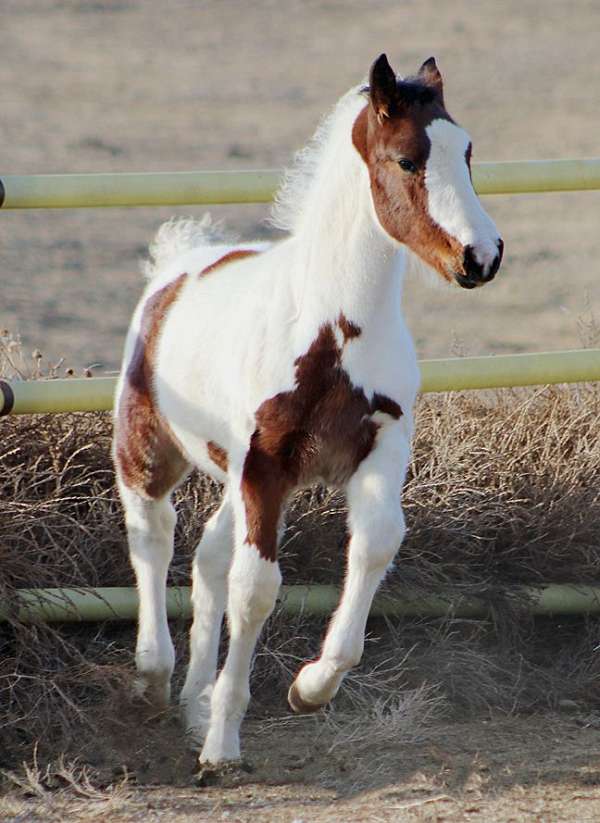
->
[[369, 54, 398, 124], [418, 56, 444, 102]]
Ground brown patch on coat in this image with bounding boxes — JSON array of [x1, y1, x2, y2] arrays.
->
[[241, 322, 401, 562], [338, 312, 361, 342], [200, 248, 259, 277], [352, 66, 473, 283], [371, 392, 402, 420], [241, 437, 288, 564], [114, 273, 189, 498], [207, 441, 228, 473]]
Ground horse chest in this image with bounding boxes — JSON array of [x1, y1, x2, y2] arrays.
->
[[244, 319, 401, 490]]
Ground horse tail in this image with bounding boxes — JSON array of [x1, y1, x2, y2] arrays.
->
[[142, 215, 230, 280]]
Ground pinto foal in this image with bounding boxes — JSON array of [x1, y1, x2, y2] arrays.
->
[[113, 54, 503, 765]]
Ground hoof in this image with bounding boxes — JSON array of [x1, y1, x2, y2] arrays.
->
[[132, 676, 171, 712], [195, 759, 254, 787], [287, 681, 326, 715]]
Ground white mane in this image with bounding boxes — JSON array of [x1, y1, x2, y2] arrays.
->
[[270, 84, 368, 235], [143, 86, 370, 282]]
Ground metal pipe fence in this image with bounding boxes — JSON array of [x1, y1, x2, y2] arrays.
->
[[1, 158, 600, 210], [3, 584, 600, 623], [2, 349, 600, 416]]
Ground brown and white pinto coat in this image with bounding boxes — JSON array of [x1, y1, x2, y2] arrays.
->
[[113, 55, 503, 765]]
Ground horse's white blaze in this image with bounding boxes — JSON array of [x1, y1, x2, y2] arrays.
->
[[425, 119, 500, 271]]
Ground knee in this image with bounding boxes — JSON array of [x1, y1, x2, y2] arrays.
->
[[124, 498, 176, 541], [194, 538, 231, 579], [159, 502, 177, 536], [229, 552, 282, 625], [193, 501, 234, 577], [380, 506, 406, 551], [375, 506, 406, 564], [354, 506, 406, 569]]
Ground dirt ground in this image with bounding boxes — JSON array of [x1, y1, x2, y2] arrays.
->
[[3, 2, 600, 821], [4, 712, 600, 822]]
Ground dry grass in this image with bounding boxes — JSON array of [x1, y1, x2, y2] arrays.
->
[[1, 749, 134, 822], [2, 376, 600, 777]]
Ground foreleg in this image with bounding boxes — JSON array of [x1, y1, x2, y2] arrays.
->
[[289, 425, 410, 712]]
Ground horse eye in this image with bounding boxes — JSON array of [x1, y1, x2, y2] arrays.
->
[[398, 158, 417, 173]]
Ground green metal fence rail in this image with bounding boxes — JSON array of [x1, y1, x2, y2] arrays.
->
[[1, 158, 600, 209], [2, 349, 600, 416], [3, 584, 600, 623], [0, 170, 280, 209]]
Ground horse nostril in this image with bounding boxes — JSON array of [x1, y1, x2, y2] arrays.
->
[[463, 245, 484, 282], [463, 242, 503, 284], [487, 239, 504, 280]]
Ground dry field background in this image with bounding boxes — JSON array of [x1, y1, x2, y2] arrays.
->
[[1, 0, 600, 369], [2, 1, 600, 821]]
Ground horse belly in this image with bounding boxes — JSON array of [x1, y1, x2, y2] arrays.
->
[[152, 274, 284, 471]]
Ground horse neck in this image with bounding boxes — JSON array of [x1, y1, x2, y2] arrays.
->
[[289, 121, 403, 333]]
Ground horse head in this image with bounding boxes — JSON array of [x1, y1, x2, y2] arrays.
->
[[353, 54, 503, 288]]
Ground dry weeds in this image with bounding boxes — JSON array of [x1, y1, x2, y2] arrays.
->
[[2, 377, 600, 777], [2, 747, 134, 822]]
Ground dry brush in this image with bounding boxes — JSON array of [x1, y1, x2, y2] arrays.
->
[[2, 379, 600, 775]]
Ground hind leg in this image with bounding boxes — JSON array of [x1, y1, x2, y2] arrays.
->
[[118, 480, 179, 708], [180, 489, 234, 744], [113, 273, 191, 707]]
